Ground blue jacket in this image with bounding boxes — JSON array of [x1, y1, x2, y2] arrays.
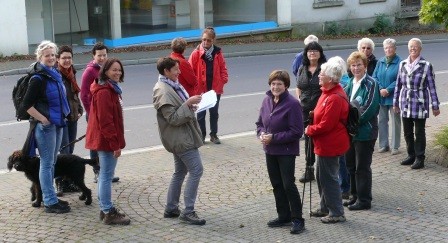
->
[[372, 55, 401, 106], [344, 75, 380, 141], [256, 90, 303, 156]]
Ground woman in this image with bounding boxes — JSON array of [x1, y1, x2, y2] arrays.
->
[[256, 70, 305, 234], [189, 27, 229, 144], [393, 38, 440, 169], [55, 45, 84, 196], [296, 41, 327, 183], [153, 57, 206, 226], [21, 40, 71, 213], [85, 58, 130, 225], [305, 57, 350, 224], [358, 38, 377, 76], [343, 51, 380, 211], [170, 37, 197, 96], [372, 38, 402, 155]]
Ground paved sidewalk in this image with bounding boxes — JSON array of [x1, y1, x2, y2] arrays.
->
[[1, 32, 447, 76], [1, 106, 447, 242]]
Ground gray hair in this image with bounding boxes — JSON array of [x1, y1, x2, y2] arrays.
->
[[357, 37, 375, 52], [320, 56, 347, 83], [383, 38, 396, 48], [35, 40, 58, 61], [408, 38, 422, 48], [304, 35, 318, 45]]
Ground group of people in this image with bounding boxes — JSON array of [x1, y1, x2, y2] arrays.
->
[[256, 35, 440, 234]]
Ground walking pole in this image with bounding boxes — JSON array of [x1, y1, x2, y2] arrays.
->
[[308, 136, 313, 217], [301, 147, 307, 215]]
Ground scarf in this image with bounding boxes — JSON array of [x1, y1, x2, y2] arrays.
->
[[58, 65, 80, 94], [108, 79, 123, 95], [386, 54, 396, 65], [158, 74, 189, 102], [203, 44, 214, 61]]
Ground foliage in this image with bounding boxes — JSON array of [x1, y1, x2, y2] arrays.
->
[[419, 0, 448, 28], [435, 126, 448, 149], [324, 21, 340, 36], [370, 14, 393, 34]]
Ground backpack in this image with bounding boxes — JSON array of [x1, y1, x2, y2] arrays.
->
[[336, 93, 360, 137], [12, 74, 41, 121]]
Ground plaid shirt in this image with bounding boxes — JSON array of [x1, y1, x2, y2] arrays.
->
[[393, 56, 439, 119]]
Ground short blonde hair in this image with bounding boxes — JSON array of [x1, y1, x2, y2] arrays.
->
[[35, 40, 58, 61], [347, 51, 368, 67], [357, 38, 375, 52]]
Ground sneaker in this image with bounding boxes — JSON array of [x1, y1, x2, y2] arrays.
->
[[210, 134, 221, 144], [112, 177, 120, 183], [310, 209, 329, 217], [267, 218, 291, 227], [164, 208, 181, 218], [290, 219, 305, 234], [391, 149, 400, 155], [103, 207, 130, 225], [179, 211, 206, 225], [45, 201, 71, 214], [58, 199, 69, 206], [378, 147, 390, 153], [321, 215, 346, 224]]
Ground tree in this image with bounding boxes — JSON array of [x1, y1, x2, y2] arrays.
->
[[419, 0, 448, 28]]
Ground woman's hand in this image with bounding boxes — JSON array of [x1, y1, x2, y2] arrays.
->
[[186, 95, 202, 108], [260, 133, 272, 145], [433, 109, 440, 117], [113, 149, 121, 158], [380, 89, 389, 97]]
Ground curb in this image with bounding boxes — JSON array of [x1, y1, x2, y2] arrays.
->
[[1, 37, 447, 76]]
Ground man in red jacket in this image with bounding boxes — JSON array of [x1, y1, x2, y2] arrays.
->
[[188, 27, 229, 144]]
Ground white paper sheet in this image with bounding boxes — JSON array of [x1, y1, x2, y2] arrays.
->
[[195, 90, 217, 113]]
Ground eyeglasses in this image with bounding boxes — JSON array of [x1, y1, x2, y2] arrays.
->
[[361, 46, 371, 50], [307, 50, 319, 54]]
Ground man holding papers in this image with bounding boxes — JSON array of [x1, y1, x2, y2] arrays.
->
[[189, 27, 229, 144]]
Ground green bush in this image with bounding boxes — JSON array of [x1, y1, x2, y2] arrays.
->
[[370, 13, 393, 34], [435, 126, 448, 149], [324, 21, 339, 36]]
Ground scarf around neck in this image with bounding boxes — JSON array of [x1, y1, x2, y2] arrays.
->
[[58, 65, 80, 94], [203, 44, 214, 61], [159, 74, 189, 102]]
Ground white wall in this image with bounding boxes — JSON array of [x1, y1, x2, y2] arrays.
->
[[292, 0, 400, 25], [214, 0, 265, 22], [0, 0, 28, 55], [53, 0, 89, 34]]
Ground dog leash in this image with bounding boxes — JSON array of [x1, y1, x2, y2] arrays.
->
[[59, 134, 86, 152]]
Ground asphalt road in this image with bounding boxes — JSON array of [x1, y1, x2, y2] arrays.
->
[[1, 43, 447, 170]]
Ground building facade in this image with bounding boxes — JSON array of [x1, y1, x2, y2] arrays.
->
[[0, 0, 420, 56]]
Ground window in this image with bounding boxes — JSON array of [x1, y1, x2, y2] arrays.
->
[[313, 0, 344, 9]]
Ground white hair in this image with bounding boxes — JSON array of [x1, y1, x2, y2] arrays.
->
[[383, 38, 396, 48], [320, 56, 347, 83], [35, 40, 58, 61], [408, 38, 422, 48], [304, 35, 318, 45], [357, 37, 375, 51]]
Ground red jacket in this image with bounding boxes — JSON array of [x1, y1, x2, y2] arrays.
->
[[85, 80, 125, 152], [306, 85, 349, 157], [170, 52, 197, 96], [188, 44, 229, 95]]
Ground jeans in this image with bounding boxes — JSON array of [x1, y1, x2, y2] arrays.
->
[[35, 123, 63, 206], [338, 155, 350, 193], [316, 155, 344, 217], [197, 94, 221, 138], [166, 149, 203, 214], [378, 105, 401, 149], [97, 151, 118, 213], [402, 117, 426, 160], [345, 140, 375, 205], [266, 154, 302, 220], [60, 120, 78, 154]]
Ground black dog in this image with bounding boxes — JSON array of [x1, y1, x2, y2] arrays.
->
[[7, 150, 97, 207]]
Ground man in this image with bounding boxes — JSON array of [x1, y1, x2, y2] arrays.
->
[[80, 42, 119, 183], [292, 34, 319, 77]]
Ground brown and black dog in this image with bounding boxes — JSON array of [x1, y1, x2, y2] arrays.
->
[[7, 150, 97, 207]]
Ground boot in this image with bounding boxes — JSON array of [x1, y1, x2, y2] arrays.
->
[[55, 178, 64, 197], [411, 158, 424, 169], [103, 207, 130, 225], [299, 166, 315, 183]]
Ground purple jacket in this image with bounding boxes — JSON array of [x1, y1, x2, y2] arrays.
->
[[256, 90, 303, 156]]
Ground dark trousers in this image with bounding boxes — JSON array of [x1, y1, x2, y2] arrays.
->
[[197, 94, 221, 138], [402, 117, 426, 160], [345, 140, 375, 205], [60, 120, 78, 154], [304, 135, 315, 167], [338, 155, 350, 193], [266, 154, 302, 220]]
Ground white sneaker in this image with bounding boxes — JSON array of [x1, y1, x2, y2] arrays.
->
[[391, 149, 400, 155], [378, 147, 389, 153]]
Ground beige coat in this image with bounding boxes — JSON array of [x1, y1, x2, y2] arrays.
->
[[153, 81, 203, 154]]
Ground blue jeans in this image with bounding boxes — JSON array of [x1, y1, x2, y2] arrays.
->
[[338, 155, 350, 193], [60, 120, 78, 154], [378, 105, 401, 149], [166, 149, 203, 214], [35, 123, 63, 206], [97, 151, 118, 213], [197, 94, 221, 138]]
